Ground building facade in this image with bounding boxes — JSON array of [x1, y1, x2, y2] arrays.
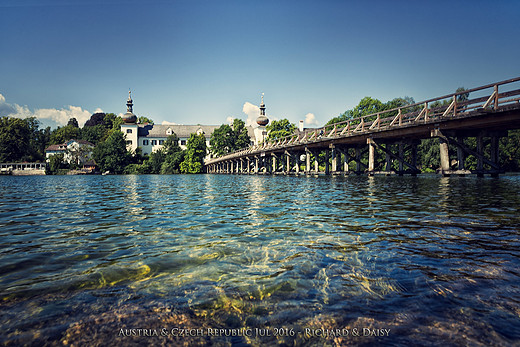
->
[[120, 92, 264, 158], [45, 139, 94, 165]]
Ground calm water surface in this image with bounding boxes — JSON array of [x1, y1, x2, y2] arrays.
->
[[0, 174, 519, 346]]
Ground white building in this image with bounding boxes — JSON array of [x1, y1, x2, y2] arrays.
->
[[45, 139, 94, 165], [120, 92, 265, 158]]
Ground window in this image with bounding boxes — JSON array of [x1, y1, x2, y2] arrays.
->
[[126, 140, 132, 145], [126, 129, 132, 134], [151, 140, 157, 146], [181, 140, 186, 146], [143, 140, 149, 146], [166, 128, 172, 135], [159, 140, 164, 145]]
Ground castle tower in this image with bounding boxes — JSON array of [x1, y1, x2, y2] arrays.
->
[[254, 93, 269, 145], [120, 91, 139, 152]]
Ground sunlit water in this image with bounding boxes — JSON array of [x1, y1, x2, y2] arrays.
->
[[1, 174, 519, 346]]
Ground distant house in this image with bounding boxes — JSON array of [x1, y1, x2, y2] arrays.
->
[[82, 159, 97, 173], [45, 139, 94, 165]]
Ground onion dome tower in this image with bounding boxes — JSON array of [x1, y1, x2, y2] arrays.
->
[[253, 93, 269, 145], [256, 93, 269, 126], [122, 91, 137, 124]]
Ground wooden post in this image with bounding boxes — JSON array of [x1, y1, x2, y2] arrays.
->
[[314, 151, 319, 174], [411, 142, 418, 176], [331, 147, 337, 172], [355, 147, 362, 174], [247, 158, 250, 174], [494, 84, 499, 109], [385, 152, 392, 172], [286, 153, 291, 174], [368, 138, 375, 174], [324, 150, 329, 175], [295, 152, 300, 174], [272, 154, 277, 173], [255, 157, 259, 174], [342, 148, 349, 172], [439, 137, 450, 172], [398, 142, 404, 175], [304, 149, 311, 174]]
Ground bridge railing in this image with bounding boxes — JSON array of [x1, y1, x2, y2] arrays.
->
[[207, 77, 520, 164]]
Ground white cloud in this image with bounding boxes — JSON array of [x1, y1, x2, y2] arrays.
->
[[94, 108, 104, 114], [242, 102, 260, 128], [161, 120, 177, 125], [0, 93, 93, 128], [226, 116, 235, 124], [304, 112, 319, 126]]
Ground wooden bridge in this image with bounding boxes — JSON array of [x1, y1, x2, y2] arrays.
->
[[205, 77, 520, 177]]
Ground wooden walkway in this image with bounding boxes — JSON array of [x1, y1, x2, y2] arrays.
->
[[205, 77, 520, 177]]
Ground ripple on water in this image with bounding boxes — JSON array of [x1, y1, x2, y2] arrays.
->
[[0, 174, 520, 345]]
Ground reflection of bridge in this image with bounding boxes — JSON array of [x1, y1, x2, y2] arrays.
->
[[206, 77, 520, 177]]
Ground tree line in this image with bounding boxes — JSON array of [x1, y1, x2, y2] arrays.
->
[[0, 112, 207, 174], [2, 90, 519, 174]]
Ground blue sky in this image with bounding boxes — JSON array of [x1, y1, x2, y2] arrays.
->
[[1, 0, 519, 129]]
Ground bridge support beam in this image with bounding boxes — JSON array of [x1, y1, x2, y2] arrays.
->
[[305, 148, 311, 173], [367, 138, 375, 175], [331, 146, 338, 173], [432, 129, 451, 176], [355, 147, 363, 174], [325, 150, 330, 175]]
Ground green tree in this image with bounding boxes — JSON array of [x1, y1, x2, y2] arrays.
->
[[67, 117, 79, 128], [160, 133, 185, 174], [266, 119, 297, 141], [92, 131, 130, 174], [233, 118, 251, 150], [46, 153, 65, 175], [84, 113, 106, 127], [80, 124, 107, 145], [210, 119, 251, 156], [0, 116, 42, 162], [50, 125, 80, 144], [144, 150, 166, 174], [210, 124, 234, 156], [180, 133, 207, 173], [34, 126, 51, 160], [138, 116, 154, 124]]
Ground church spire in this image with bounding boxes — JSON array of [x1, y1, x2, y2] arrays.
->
[[256, 93, 269, 126], [126, 90, 133, 113], [259, 92, 266, 116], [122, 90, 137, 124]]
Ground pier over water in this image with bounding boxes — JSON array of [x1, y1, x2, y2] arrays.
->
[[206, 77, 520, 177]]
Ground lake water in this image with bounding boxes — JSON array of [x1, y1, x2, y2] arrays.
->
[[0, 174, 519, 346]]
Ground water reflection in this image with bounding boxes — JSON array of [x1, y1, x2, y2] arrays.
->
[[0, 174, 519, 345]]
